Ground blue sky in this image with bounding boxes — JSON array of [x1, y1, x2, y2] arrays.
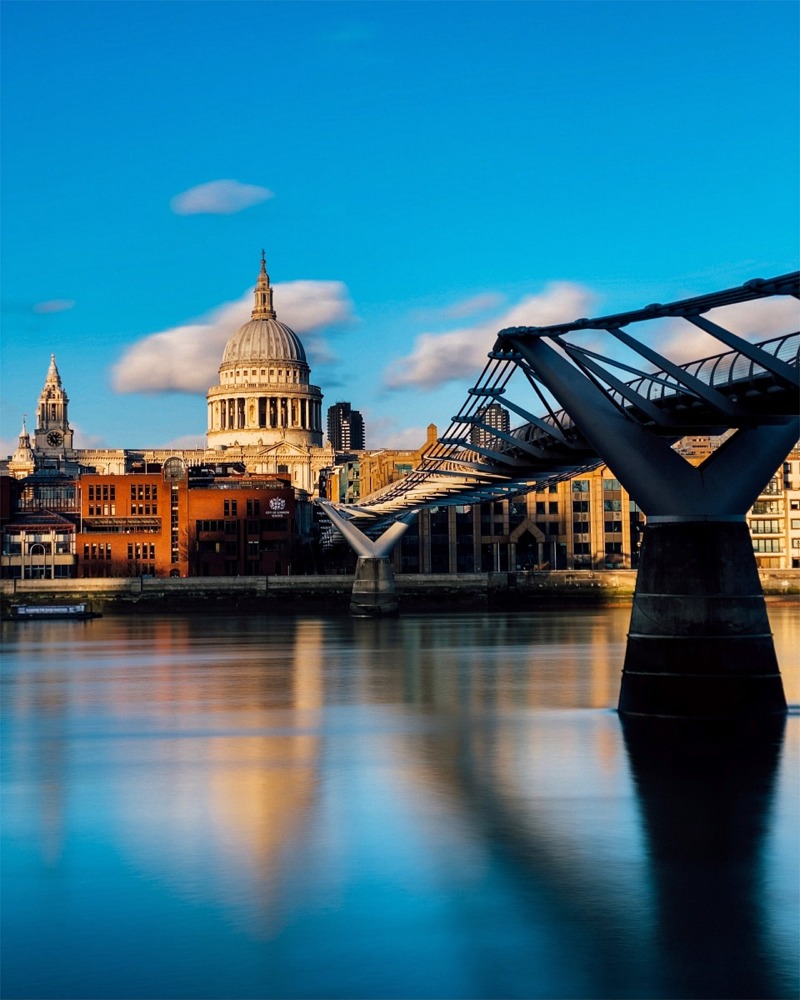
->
[[2, 0, 798, 455]]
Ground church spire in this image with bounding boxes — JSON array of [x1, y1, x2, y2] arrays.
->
[[46, 353, 62, 387], [8, 414, 35, 478], [251, 249, 277, 320]]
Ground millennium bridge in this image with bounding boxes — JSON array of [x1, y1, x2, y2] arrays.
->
[[319, 271, 800, 722]]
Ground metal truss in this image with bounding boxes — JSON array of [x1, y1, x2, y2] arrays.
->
[[325, 271, 799, 529]]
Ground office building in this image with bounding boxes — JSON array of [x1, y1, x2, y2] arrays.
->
[[327, 402, 365, 452]]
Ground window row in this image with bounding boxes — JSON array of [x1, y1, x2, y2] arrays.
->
[[130, 484, 157, 501], [83, 543, 112, 560], [87, 485, 116, 501], [750, 520, 782, 534], [196, 520, 239, 534], [128, 544, 156, 560]]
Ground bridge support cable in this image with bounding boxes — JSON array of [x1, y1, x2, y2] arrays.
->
[[498, 271, 799, 721]]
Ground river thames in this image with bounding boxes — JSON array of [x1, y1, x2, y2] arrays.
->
[[2, 601, 798, 999]]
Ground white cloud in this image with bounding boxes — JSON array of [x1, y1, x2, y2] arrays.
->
[[384, 282, 597, 391], [365, 412, 434, 450], [112, 281, 354, 394], [33, 299, 75, 314], [653, 295, 800, 365], [438, 292, 507, 321], [70, 425, 106, 449], [170, 180, 274, 216], [163, 433, 208, 449]]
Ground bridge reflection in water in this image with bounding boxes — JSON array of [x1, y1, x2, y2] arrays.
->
[[1, 610, 797, 999]]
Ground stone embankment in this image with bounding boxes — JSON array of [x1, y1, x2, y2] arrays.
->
[[2, 569, 797, 615]]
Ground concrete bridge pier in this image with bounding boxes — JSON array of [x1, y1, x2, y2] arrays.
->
[[504, 331, 798, 721], [618, 517, 786, 720], [318, 501, 414, 617], [350, 556, 400, 617]]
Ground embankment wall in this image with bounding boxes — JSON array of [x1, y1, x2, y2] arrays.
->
[[2, 569, 797, 614]]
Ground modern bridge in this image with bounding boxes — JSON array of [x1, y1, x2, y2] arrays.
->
[[319, 271, 799, 722]]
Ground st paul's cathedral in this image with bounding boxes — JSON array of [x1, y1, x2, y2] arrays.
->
[[6, 254, 336, 494]]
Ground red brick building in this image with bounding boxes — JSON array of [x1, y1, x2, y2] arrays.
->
[[76, 468, 303, 578], [1, 464, 309, 579]]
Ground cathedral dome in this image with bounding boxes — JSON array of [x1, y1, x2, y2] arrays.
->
[[207, 252, 324, 452], [222, 317, 307, 365], [221, 252, 307, 367]]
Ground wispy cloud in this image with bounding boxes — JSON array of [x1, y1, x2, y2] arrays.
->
[[162, 433, 208, 449], [33, 299, 75, 314], [112, 281, 354, 394], [170, 180, 274, 216], [652, 295, 800, 365], [369, 420, 432, 450], [410, 292, 507, 325], [440, 292, 506, 320], [384, 282, 597, 391]]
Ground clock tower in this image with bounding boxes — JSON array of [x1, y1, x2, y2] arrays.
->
[[34, 354, 75, 458]]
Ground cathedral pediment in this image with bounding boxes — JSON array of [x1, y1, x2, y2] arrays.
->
[[254, 441, 311, 458]]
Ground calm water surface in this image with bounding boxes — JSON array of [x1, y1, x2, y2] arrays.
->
[[2, 603, 798, 999]]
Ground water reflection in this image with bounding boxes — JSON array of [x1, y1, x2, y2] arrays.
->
[[1, 606, 797, 999], [622, 717, 789, 999]]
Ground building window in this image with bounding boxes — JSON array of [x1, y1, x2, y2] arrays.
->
[[602, 479, 620, 490], [762, 478, 781, 496], [750, 519, 782, 534], [752, 500, 782, 514], [572, 480, 590, 493]]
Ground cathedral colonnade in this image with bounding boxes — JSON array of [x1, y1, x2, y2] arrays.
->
[[207, 391, 323, 434]]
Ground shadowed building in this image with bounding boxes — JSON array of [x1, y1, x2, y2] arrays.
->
[[327, 402, 365, 452]]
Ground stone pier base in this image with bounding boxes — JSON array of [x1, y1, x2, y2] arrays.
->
[[350, 557, 399, 617], [618, 520, 787, 720]]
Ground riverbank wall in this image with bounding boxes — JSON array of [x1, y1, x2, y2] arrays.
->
[[2, 569, 798, 614]]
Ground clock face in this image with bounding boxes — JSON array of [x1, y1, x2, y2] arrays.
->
[[46, 431, 63, 447]]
